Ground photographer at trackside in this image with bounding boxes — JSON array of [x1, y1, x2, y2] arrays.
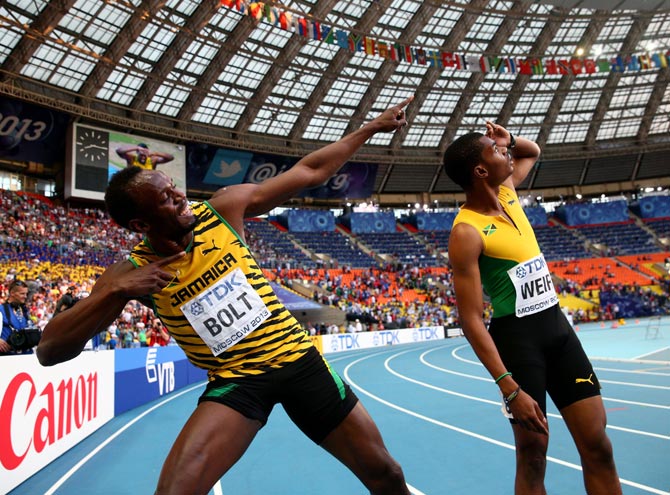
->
[[1, 279, 40, 355], [54, 285, 79, 315]]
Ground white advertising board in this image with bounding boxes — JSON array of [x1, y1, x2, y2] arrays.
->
[[0, 351, 115, 493], [321, 326, 446, 354]]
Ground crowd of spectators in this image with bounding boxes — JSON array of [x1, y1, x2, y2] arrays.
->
[[1, 188, 668, 351], [1, 189, 139, 267], [599, 280, 670, 318], [0, 189, 163, 349]]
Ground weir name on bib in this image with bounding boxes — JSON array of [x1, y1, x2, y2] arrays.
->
[[506, 254, 558, 317], [180, 268, 270, 356]]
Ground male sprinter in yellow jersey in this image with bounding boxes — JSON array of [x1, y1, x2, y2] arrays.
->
[[116, 142, 174, 170], [37, 98, 413, 495], [445, 122, 621, 495]]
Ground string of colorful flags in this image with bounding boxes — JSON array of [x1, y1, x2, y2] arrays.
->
[[219, 0, 669, 75]]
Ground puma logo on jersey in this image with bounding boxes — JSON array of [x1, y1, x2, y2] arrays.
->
[[575, 373, 594, 385], [203, 239, 221, 255]]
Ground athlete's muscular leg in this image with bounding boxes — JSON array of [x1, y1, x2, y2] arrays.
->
[[155, 401, 262, 495], [319, 402, 409, 495], [560, 396, 622, 495], [512, 424, 549, 495]]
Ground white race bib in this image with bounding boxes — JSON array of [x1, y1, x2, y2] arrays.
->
[[507, 254, 558, 317], [180, 268, 270, 356]]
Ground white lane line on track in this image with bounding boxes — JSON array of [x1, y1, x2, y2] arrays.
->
[[409, 348, 670, 440], [45, 382, 205, 495], [600, 396, 670, 410], [212, 480, 224, 495], [422, 346, 670, 433], [407, 483, 428, 495], [452, 344, 670, 377], [589, 366, 670, 377], [450, 344, 483, 366], [592, 356, 670, 366], [599, 379, 670, 390], [450, 344, 670, 396], [635, 346, 670, 361], [344, 349, 670, 495]]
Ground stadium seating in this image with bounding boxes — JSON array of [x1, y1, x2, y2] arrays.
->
[[574, 221, 661, 255], [355, 231, 439, 267], [1, 190, 669, 326], [290, 230, 376, 268]]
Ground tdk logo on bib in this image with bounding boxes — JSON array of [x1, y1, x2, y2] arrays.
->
[[189, 271, 244, 312], [188, 300, 205, 317], [507, 254, 558, 317], [181, 268, 269, 356], [514, 257, 546, 279]]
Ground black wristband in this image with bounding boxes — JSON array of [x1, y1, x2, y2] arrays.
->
[[503, 386, 520, 414], [508, 133, 516, 149]]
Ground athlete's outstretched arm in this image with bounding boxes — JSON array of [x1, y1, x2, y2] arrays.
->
[[208, 97, 413, 227]]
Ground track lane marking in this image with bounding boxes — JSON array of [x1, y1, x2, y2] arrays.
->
[[343, 348, 670, 495], [45, 383, 205, 495]]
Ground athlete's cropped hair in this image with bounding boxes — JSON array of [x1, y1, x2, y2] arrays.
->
[[443, 131, 485, 190], [105, 166, 144, 229]]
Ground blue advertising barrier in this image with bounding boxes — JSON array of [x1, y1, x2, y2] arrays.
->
[[555, 200, 630, 225], [344, 211, 397, 233], [633, 195, 670, 219], [413, 211, 458, 231], [523, 206, 549, 226], [114, 346, 207, 415], [285, 209, 336, 232]]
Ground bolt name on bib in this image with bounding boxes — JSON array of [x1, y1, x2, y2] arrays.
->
[[507, 254, 558, 317], [180, 268, 270, 356]]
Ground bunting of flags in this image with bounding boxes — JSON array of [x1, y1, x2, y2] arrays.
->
[[219, 0, 669, 75]]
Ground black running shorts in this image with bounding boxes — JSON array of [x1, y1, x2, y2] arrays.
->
[[489, 304, 601, 416], [198, 346, 359, 444]]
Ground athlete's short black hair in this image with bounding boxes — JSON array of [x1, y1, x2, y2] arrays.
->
[[443, 132, 485, 190], [105, 166, 145, 229]]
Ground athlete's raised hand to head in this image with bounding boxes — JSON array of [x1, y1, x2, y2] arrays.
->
[[485, 120, 511, 145]]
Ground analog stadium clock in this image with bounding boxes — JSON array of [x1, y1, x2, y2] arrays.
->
[[73, 125, 110, 193], [75, 127, 109, 166]]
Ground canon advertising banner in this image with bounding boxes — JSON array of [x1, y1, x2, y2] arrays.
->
[[0, 352, 115, 493]]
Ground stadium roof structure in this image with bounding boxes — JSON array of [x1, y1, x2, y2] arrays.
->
[[1, 0, 670, 204]]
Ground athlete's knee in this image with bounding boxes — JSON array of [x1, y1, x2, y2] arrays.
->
[[515, 434, 548, 477], [580, 432, 615, 467], [517, 448, 547, 477], [363, 453, 407, 493]]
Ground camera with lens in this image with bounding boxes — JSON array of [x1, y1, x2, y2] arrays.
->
[[7, 326, 42, 352]]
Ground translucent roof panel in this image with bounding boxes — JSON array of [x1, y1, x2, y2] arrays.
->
[[548, 14, 591, 56], [459, 75, 515, 133], [17, 1, 119, 90], [1, 0, 669, 198], [373, 0, 419, 37], [0, 6, 30, 65], [459, 7, 506, 54], [597, 72, 656, 140]]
